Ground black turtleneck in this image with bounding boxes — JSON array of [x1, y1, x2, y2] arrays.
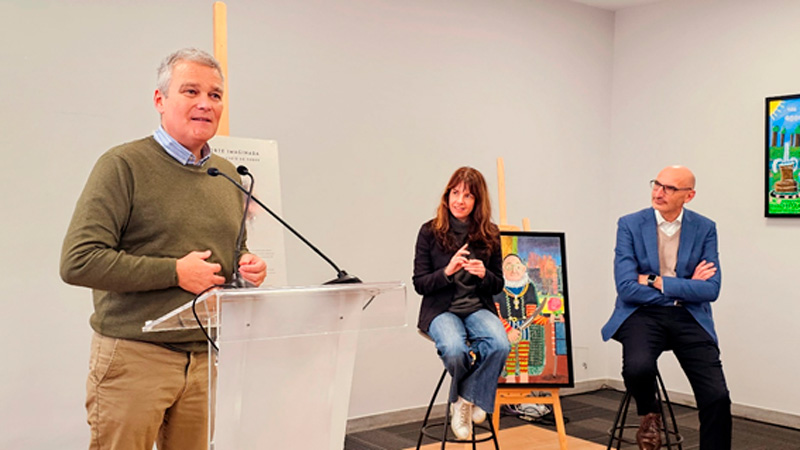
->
[[448, 215, 482, 317]]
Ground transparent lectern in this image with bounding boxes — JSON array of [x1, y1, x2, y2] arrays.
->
[[143, 282, 407, 450]]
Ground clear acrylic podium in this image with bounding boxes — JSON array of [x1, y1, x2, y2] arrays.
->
[[143, 282, 407, 450]]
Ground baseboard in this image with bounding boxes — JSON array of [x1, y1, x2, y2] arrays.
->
[[345, 379, 614, 434], [732, 403, 800, 430], [346, 378, 800, 433], [347, 404, 448, 434]]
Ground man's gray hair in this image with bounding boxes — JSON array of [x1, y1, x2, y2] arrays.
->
[[156, 48, 224, 96]]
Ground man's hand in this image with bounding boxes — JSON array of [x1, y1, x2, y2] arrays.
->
[[444, 243, 470, 277], [638, 273, 662, 291], [531, 315, 548, 326], [636, 260, 715, 294], [692, 260, 717, 281], [507, 329, 521, 344], [176, 250, 225, 294], [238, 253, 267, 286]]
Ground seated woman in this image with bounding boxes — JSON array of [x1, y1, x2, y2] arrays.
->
[[413, 166, 511, 440]]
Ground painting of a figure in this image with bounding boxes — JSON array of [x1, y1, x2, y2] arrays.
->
[[493, 231, 573, 387], [766, 94, 800, 217]]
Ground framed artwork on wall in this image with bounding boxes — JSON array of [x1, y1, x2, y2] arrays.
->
[[494, 231, 573, 388], [765, 93, 800, 217]]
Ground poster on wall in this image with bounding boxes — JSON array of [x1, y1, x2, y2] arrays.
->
[[494, 231, 573, 388], [209, 135, 288, 286], [765, 94, 800, 217]]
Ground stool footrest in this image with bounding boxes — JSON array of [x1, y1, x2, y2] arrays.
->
[[421, 422, 497, 444], [605, 369, 684, 450], [415, 366, 499, 449], [607, 424, 684, 447]]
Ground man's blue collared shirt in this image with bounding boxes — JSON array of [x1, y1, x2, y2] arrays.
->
[[153, 126, 211, 166]]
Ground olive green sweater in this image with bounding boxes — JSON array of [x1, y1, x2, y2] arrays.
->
[[61, 137, 245, 350]]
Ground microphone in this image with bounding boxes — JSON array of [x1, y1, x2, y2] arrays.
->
[[207, 166, 361, 285], [208, 167, 255, 288]]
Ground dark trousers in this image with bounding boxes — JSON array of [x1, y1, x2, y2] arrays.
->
[[614, 306, 732, 450]]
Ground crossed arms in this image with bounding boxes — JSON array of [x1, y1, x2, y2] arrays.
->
[[613, 217, 721, 306]]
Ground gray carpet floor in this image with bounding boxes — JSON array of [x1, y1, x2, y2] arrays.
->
[[345, 388, 800, 450]]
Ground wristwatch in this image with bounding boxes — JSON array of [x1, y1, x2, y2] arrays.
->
[[646, 274, 657, 288]]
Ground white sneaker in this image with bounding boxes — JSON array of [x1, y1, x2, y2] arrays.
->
[[472, 405, 486, 424], [450, 397, 473, 440]]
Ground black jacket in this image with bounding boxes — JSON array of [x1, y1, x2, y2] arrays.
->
[[413, 220, 504, 332]]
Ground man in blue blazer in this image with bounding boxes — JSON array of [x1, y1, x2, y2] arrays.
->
[[602, 166, 731, 450]]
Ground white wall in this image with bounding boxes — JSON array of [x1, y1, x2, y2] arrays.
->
[[0, 1, 615, 448], [9, 0, 799, 448], [610, 0, 800, 419], [223, 0, 615, 418], [0, 2, 213, 449]]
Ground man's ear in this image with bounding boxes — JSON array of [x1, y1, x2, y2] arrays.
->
[[684, 190, 696, 204], [154, 89, 165, 114]]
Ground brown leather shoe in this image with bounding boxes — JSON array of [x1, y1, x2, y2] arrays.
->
[[635, 412, 662, 450]]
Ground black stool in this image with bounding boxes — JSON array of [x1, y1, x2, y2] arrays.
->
[[607, 369, 683, 449], [416, 331, 500, 450]]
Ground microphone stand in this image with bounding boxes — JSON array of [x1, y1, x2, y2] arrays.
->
[[230, 168, 256, 288], [208, 167, 361, 285]]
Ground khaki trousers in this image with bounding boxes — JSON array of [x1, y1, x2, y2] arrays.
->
[[86, 332, 209, 450]]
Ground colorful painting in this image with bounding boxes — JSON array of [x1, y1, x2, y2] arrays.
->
[[493, 231, 573, 388], [765, 94, 800, 217]]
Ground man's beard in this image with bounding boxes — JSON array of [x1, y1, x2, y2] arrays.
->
[[504, 272, 531, 288]]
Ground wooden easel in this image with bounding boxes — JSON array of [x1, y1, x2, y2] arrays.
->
[[213, 1, 230, 136], [492, 157, 568, 450]]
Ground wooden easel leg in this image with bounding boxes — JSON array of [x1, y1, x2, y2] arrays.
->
[[551, 389, 568, 450], [493, 387, 569, 449], [212, 2, 230, 136], [492, 399, 501, 436]]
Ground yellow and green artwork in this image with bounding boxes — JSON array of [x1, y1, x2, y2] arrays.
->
[[766, 94, 800, 217]]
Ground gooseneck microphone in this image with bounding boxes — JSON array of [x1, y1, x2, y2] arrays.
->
[[232, 166, 256, 288], [207, 166, 362, 285], [208, 167, 255, 288]]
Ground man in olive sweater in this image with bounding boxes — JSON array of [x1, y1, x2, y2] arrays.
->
[[60, 48, 266, 450]]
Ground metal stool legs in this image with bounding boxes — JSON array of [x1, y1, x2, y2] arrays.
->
[[606, 370, 684, 449], [416, 368, 500, 450], [416, 369, 447, 450], [656, 373, 683, 450]]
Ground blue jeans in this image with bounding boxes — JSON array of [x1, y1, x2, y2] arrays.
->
[[427, 309, 511, 412]]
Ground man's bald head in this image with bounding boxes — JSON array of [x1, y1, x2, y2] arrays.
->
[[651, 165, 696, 221]]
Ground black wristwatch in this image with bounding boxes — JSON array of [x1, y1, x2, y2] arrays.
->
[[646, 274, 657, 288]]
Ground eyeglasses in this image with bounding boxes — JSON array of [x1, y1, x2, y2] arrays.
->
[[650, 179, 693, 195], [503, 263, 526, 271]]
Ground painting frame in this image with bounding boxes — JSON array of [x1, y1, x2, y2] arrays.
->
[[494, 231, 573, 388], [765, 93, 800, 217]]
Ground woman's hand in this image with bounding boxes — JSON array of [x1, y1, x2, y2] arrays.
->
[[444, 243, 470, 276], [463, 258, 486, 278]]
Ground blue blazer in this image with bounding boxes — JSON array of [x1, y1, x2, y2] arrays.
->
[[601, 207, 722, 343]]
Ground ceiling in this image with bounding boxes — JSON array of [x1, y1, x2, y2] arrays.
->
[[568, 0, 666, 11]]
